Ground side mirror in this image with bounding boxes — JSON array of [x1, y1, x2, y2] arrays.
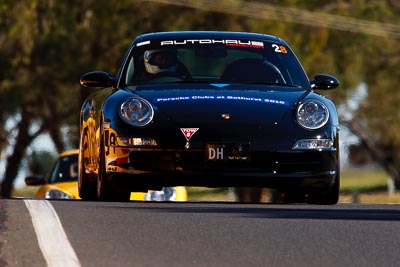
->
[[25, 175, 46, 186], [311, 74, 339, 90], [80, 71, 116, 88]]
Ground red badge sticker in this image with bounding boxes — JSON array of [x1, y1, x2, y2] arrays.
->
[[180, 128, 199, 141]]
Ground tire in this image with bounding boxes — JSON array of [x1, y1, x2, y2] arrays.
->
[[97, 117, 130, 202], [78, 147, 97, 200], [307, 173, 340, 205]]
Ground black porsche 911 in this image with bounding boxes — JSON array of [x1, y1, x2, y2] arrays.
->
[[79, 31, 340, 204]]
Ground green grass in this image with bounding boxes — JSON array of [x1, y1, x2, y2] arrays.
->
[[339, 170, 400, 204], [186, 170, 397, 203], [12, 186, 38, 198], [187, 187, 233, 202], [340, 170, 389, 194], [187, 187, 229, 198]]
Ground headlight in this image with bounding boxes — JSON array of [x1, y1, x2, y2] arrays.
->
[[45, 190, 75, 199], [120, 97, 154, 127], [296, 100, 329, 129]]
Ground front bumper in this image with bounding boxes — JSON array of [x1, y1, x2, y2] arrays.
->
[[105, 146, 338, 190]]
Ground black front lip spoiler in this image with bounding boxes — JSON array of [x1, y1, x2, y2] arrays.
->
[[107, 170, 337, 191]]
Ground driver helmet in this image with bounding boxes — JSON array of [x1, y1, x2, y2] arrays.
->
[[144, 49, 179, 75]]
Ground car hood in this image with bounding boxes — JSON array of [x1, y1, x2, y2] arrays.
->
[[120, 84, 319, 147], [134, 84, 306, 125]]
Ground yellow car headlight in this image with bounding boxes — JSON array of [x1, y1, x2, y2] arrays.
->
[[45, 190, 75, 199]]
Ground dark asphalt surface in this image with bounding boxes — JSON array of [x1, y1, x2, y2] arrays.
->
[[1, 199, 400, 267]]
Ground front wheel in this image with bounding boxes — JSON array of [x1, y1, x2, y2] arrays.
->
[[97, 121, 130, 202], [307, 174, 340, 205], [97, 160, 130, 202], [78, 149, 97, 200]]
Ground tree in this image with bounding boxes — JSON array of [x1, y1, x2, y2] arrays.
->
[[0, 0, 85, 196], [1, 0, 399, 198]]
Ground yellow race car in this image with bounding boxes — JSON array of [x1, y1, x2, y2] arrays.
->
[[25, 149, 187, 201]]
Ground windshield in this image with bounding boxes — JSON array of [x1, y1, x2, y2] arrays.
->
[[48, 154, 78, 183], [122, 38, 310, 89]]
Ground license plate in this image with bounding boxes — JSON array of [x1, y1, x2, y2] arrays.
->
[[206, 143, 250, 161]]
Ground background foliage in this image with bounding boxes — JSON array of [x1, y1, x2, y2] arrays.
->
[[1, 0, 399, 196]]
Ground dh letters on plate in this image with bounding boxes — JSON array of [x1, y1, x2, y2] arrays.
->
[[206, 143, 250, 161]]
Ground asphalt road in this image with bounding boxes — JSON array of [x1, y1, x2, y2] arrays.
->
[[1, 199, 400, 267]]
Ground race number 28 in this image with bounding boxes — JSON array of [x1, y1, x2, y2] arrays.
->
[[272, 44, 288, 54]]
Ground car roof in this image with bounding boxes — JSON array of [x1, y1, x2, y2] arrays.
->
[[133, 31, 282, 44]]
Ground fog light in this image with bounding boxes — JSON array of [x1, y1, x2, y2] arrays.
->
[[292, 139, 333, 150]]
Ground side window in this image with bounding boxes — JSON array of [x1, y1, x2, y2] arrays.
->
[[125, 57, 135, 85], [48, 161, 61, 184], [48, 155, 79, 183]]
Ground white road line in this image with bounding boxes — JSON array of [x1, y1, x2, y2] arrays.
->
[[24, 199, 81, 267]]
